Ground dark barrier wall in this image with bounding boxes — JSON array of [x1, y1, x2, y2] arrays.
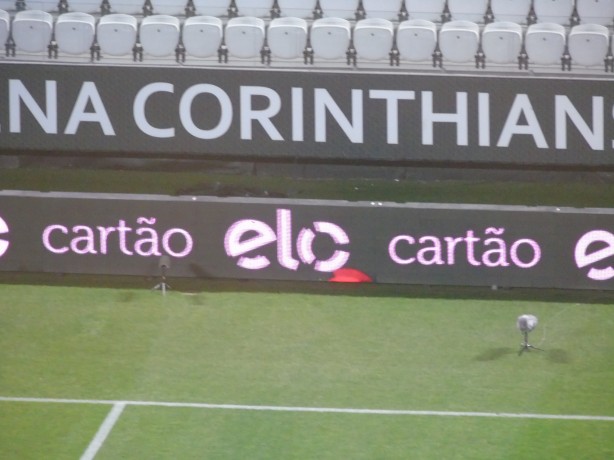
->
[[0, 191, 613, 290], [1, 64, 613, 166]]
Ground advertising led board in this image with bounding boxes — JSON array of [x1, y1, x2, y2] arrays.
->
[[0, 191, 613, 290]]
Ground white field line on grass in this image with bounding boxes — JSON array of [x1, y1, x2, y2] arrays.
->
[[2, 396, 614, 422], [80, 402, 126, 460]]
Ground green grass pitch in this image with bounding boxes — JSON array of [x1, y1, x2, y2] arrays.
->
[[1, 283, 613, 459]]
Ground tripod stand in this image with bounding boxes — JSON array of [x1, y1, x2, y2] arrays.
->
[[152, 256, 171, 296], [518, 330, 543, 355]]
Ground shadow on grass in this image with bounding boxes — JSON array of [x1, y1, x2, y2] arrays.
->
[[188, 293, 206, 306], [0, 272, 613, 305], [498, 347, 571, 363], [116, 291, 136, 303], [546, 348, 572, 364], [474, 348, 517, 361]]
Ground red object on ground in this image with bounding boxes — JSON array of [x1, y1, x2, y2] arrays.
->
[[329, 268, 373, 283]]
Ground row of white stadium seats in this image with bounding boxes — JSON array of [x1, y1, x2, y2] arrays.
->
[[0, 0, 613, 26], [2, 11, 612, 71]]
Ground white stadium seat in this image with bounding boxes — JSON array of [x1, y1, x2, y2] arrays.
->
[[278, 0, 316, 18], [0, 9, 9, 47], [25, 0, 57, 12], [568, 23, 610, 66], [405, 0, 445, 21], [525, 22, 566, 65], [576, 0, 614, 26], [150, 0, 187, 16], [97, 13, 138, 56], [12, 10, 53, 53], [319, 0, 359, 19], [193, 0, 230, 16], [439, 20, 480, 63], [267, 17, 307, 59], [235, 0, 273, 17], [353, 18, 394, 61], [182, 15, 223, 58], [362, 0, 402, 20], [140, 14, 180, 57], [396, 19, 437, 62], [481, 21, 523, 64], [490, 0, 532, 23], [310, 17, 351, 60], [225, 16, 265, 59], [107, 0, 144, 15], [55, 12, 96, 55], [447, 0, 488, 22], [68, 0, 102, 14], [533, 0, 575, 24], [0, 1, 14, 12]]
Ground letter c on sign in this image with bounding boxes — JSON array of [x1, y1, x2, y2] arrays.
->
[[0, 215, 9, 258], [388, 235, 416, 265], [575, 230, 614, 281]]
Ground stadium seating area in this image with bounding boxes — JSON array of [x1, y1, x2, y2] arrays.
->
[[0, 0, 613, 73]]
